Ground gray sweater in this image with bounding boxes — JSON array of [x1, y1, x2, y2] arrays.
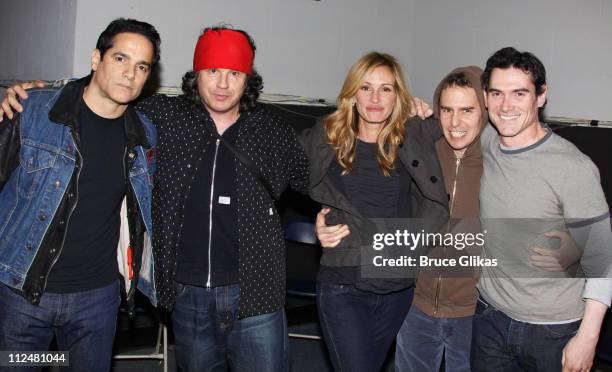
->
[[478, 124, 612, 323]]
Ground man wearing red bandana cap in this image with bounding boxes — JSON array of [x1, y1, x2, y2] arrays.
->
[[135, 26, 308, 371], [193, 28, 254, 74], [0, 25, 308, 371]]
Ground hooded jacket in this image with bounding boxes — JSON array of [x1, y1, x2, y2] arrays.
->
[[413, 66, 488, 317]]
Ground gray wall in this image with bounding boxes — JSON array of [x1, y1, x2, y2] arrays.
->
[[71, 0, 417, 101], [408, 0, 612, 121], [3, 0, 611, 120], [0, 0, 77, 80]]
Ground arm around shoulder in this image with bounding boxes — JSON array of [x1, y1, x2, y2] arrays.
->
[[278, 117, 310, 195], [406, 115, 442, 142], [134, 93, 175, 123]]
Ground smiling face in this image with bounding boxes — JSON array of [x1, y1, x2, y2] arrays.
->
[[485, 67, 547, 148], [197, 68, 247, 123], [439, 86, 483, 156], [354, 65, 397, 127], [88, 32, 153, 114]]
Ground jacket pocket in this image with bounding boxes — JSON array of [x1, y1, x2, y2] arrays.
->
[[20, 144, 58, 172]]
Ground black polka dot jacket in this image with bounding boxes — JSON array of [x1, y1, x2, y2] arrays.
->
[[136, 94, 309, 318]]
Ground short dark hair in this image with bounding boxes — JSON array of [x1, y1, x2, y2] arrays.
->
[[96, 18, 161, 66], [481, 47, 546, 96], [181, 25, 263, 113], [439, 71, 474, 91]]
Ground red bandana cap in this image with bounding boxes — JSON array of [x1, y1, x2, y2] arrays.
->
[[193, 29, 254, 75]]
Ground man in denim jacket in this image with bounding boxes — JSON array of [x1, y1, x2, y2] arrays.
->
[[0, 19, 160, 372]]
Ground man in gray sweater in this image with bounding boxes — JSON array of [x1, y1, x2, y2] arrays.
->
[[473, 47, 612, 372]]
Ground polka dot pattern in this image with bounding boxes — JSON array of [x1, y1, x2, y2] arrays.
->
[[136, 94, 309, 318]]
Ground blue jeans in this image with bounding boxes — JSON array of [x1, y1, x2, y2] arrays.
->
[[316, 282, 413, 372], [0, 281, 120, 372], [471, 297, 581, 372], [395, 306, 472, 372], [171, 283, 288, 372]]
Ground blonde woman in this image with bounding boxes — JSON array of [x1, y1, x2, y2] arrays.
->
[[300, 52, 448, 371]]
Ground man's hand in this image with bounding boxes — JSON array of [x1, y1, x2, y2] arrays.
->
[[315, 208, 350, 248], [410, 97, 433, 119], [0, 80, 45, 121], [561, 333, 597, 372], [561, 299, 607, 372], [529, 230, 583, 272]]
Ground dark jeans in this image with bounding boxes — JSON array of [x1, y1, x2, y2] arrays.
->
[[171, 283, 288, 372], [0, 281, 120, 372], [471, 296, 581, 372], [395, 306, 472, 372], [316, 282, 413, 372]]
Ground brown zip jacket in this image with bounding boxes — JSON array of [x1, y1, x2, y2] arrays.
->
[[412, 66, 487, 317]]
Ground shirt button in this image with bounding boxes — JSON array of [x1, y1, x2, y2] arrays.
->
[[68, 193, 74, 198], [38, 214, 47, 221], [412, 160, 419, 167], [25, 243, 33, 251], [50, 249, 57, 254], [59, 220, 65, 225], [430, 176, 438, 183], [54, 180, 61, 188]]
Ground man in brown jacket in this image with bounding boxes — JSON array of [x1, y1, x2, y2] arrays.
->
[[394, 66, 487, 372]]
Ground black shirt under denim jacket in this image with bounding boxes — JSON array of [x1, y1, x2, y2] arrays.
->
[[0, 76, 156, 311]]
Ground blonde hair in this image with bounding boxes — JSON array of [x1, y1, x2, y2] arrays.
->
[[325, 52, 414, 176]]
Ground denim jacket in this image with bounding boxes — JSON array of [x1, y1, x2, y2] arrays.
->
[[0, 76, 157, 308]]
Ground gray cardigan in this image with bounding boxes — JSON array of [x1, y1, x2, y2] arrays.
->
[[299, 116, 449, 293]]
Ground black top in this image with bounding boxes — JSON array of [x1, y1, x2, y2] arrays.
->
[[343, 140, 404, 218], [318, 139, 411, 285], [175, 119, 240, 287], [46, 100, 126, 293]]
